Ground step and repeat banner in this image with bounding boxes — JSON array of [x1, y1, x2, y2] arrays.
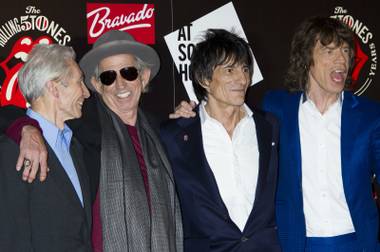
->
[[0, 0, 378, 119]]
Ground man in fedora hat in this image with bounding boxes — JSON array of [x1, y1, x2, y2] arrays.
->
[[0, 30, 183, 252]]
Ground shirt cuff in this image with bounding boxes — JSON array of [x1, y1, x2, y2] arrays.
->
[[5, 116, 42, 145]]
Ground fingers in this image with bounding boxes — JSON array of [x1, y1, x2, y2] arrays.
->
[[189, 100, 197, 108], [16, 125, 49, 183], [16, 151, 26, 171], [39, 151, 49, 182], [22, 160, 32, 181], [179, 100, 196, 111], [16, 148, 32, 181], [168, 113, 181, 119], [20, 149, 40, 183], [19, 151, 49, 183], [28, 159, 39, 183], [169, 100, 197, 119], [20, 158, 33, 182]]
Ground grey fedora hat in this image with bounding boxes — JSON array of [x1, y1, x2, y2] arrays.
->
[[79, 30, 160, 91]]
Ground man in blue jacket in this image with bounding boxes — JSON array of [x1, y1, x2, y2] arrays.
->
[[262, 16, 380, 251], [171, 16, 380, 252]]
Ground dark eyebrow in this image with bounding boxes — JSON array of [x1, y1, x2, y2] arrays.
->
[[321, 45, 336, 50]]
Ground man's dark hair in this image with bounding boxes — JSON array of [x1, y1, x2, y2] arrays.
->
[[285, 16, 355, 91], [190, 29, 253, 102]]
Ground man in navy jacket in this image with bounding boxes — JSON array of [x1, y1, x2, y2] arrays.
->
[[161, 29, 281, 252]]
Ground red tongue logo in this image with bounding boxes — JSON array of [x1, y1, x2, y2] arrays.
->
[[0, 36, 53, 108], [350, 38, 369, 90]]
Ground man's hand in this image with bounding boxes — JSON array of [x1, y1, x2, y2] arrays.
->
[[169, 100, 197, 119], [16, 125, 49, 183]]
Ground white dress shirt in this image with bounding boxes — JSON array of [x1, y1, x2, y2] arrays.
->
[[299, 94, 355, 237], [199, 102, 259, 231]]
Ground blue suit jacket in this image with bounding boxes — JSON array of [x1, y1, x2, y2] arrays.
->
[[262, 90, 380, 252], [160, 106, 281, 252]]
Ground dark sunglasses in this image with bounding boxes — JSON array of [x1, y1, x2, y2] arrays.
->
[[99, 66, 139, 86]]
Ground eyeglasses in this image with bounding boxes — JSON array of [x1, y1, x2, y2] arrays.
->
[[99, 66, 139, 86]]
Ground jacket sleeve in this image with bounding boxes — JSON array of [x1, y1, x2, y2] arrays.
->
[[372, 117, 380, 182]]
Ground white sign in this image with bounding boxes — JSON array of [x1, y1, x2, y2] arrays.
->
[[164, 2, 263, 102]]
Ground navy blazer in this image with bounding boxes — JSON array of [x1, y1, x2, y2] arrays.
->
[[263, 90, 380, 252], [160, 106, 281, 252]]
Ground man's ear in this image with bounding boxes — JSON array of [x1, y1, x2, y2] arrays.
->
[[200, 79, 210, 91], [140, 68, 151, 89], [91, 76, 103, 94], [46, 80, 59, 98]]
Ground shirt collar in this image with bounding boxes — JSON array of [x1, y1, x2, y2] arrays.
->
[[26, 108, 73, 150], [302, 91, 344, 107], [199, 101, 253, 125]]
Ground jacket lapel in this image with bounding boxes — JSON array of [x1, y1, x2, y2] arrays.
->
[[70, 138, 92, 230], [340, 91, 360, 200], [175, 112, 228, 213], [243, 112, 273, 231], [279, 92, 304, 209], [286, 92, 303, 185], [251, 112, 272, 208], [47, 144, 84, 211]]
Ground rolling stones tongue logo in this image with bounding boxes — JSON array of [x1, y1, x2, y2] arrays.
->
[[351, 38, 369, 91], [0, 36, 53, 108]]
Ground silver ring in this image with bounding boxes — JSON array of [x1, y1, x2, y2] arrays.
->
[[23, 159, 31, 167]]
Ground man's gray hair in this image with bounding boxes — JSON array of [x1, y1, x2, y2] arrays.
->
[[18, 44, 76, 103]]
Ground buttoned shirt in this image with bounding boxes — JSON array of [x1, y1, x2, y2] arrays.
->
[[199, 102, 259, 231], [27, 109, 84, 206], [299, 93, 355, 237]]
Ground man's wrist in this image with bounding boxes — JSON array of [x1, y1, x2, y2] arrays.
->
[[5, 116, 42, 145]]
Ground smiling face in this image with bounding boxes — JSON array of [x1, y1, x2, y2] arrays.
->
[[204, 61, 250, 109], [56, 59, 90, 121], [307, 40, 350, 98], [91, 54, 150, 119]]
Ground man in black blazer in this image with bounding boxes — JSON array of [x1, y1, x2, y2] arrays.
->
[[160, 29, 281, 251], [0, 44, 92, 251]]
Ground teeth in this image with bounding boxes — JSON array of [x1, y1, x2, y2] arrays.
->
[[331, 70, 346, 83], [333, 69, 345, 73], [117, 91, 131, 98]]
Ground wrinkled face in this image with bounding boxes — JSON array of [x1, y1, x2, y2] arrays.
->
[[92, 54, 150, 116], [57, 59, 90, 121], [204, 62, 251, 108], [308, 40, 350, 97]]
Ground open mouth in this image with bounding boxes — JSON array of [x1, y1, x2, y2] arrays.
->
[[116, 91, 131, 98], [330, 69, 347, 83]]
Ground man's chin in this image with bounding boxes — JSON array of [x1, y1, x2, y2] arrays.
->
[[112, 103, 138, 115]]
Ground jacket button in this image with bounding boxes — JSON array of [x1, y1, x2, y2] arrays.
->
[[241, 236, 249, 242]]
